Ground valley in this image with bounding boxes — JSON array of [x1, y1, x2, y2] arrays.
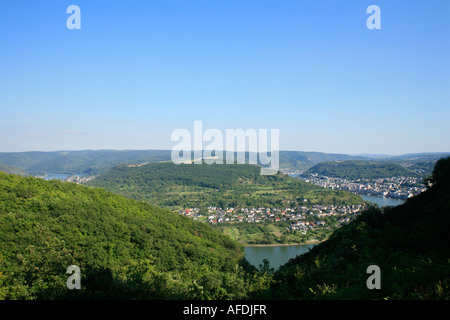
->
[[84, 161, 367, 245], [1, 151, 449, 300]]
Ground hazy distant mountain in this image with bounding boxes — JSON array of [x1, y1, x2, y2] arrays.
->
[[383, 152, 450, 161], [352, 154, 393, 159], [0, 150, 172, 175], [0, 164, 28, 176], [0, 150, 367, 175], [278, 151, 370, 171], [0, 150, 448, 176]]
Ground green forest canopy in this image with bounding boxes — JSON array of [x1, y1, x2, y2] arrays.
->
[[303, 160, 421, 180]]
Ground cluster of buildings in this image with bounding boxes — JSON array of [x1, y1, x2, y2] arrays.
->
[[279, 168, 303, 176], [300, 174, 427, 199], [65, 175, 96, 184], [178, 203, 365, 228]]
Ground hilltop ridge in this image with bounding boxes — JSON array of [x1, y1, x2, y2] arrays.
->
[[1, 149, 447, 176]]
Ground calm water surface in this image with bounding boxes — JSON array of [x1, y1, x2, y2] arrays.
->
[[245, 244, 315, 270], [43, 173, 71, 180], [360, 194, 406, 207]]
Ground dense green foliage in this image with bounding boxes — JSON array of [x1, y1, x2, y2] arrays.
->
[[0, 172, 272, 299], [263, 157, 450, 299], [304, 160, 418, 179], [86, 162, 364, 209]]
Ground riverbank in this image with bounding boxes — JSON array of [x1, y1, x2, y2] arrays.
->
[[360, 194, 406, 207]]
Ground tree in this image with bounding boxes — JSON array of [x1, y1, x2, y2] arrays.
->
[[424, 157, 450, 188]]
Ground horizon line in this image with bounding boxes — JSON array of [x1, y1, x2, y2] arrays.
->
[[1, 148, 450, 157]]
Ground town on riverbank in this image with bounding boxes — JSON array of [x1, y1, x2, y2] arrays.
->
[[176, 203, 367, 245], [298, 174, 427, 199], [178, 203, 364, 226]]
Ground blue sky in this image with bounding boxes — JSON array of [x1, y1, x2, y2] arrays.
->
[[0, 0, 449, 154]]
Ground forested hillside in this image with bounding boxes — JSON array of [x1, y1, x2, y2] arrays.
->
[[278, 151, 368, 171], [86, 162, 364, 209], [303, 160, 418, 179], [265, 157, 450, 299], [0, 172, 265, 299]]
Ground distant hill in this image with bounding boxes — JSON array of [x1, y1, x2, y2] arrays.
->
[[0, 164, 28, 176], [303, 160, 418, 180], [0, 150, 369, 175], [385, 152, 450, 161], [266, 157, 450, 299], [0, 149, 447, 177], [278, 151, 369, 171], [0, 150, 173, 175], [86, 162, 364, 209]]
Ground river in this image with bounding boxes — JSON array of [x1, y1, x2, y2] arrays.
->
[[360, 194, 406, 207], [42, 173, 72, 180], [244, 244, 315, 270]]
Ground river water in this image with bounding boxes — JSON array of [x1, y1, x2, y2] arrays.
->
[[360, 194, 406, 207], [43, 173, 72, 180], [244, 244, 315, 270]]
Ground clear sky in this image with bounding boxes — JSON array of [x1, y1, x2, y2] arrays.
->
[[1, 0, 449, 154]]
